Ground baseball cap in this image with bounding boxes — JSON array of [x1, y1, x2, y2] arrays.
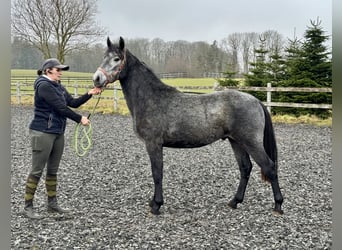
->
[[40, 58, 70, 71]]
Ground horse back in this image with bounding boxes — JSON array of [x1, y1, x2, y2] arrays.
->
[[142, 89, 266, 148]]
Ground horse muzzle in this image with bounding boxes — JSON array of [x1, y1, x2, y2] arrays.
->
[[92, 69, 108, 88]]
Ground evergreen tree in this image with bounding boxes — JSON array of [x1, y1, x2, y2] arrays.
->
[[268, 46, 286, 84], [278, 18, 332, 118], [244, 35, 272, 101], [272, 38, 303, 114], [282, 38, 303, 84], [217, 65, 239, 87], [302, 18, 332, 86]]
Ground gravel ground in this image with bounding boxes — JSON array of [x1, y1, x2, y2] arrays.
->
[[11, 105, 332, 249]]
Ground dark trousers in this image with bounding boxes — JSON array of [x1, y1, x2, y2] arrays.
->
[[29, 129, 65, 177], [24, 130, 65, 206]]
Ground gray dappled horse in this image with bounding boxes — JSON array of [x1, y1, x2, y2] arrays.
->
[[93, 37, 284, 215]]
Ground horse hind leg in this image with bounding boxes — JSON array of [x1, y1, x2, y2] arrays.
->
[[247, 145, 284, 215], [228, 138, 253, 210]]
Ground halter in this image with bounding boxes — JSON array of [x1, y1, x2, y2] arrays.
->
[[97, 50, 126, 86]]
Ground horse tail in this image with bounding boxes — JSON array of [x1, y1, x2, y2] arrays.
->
[[260, 102, 278, 183]]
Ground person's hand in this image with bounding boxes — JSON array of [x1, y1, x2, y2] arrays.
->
[[80, 116, 90, 126], [88, 87, 103, 95]]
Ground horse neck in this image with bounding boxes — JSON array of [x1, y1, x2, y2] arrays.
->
[[119, 51, 178, 114]]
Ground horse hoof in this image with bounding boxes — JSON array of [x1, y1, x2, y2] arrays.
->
[[150, 208, 161, 215], [149, 200, 161, 215], [273, 203, 283, 216], [228, 200, 238, 209], [272, 209, 284, 216]]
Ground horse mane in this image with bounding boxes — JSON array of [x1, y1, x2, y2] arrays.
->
[[125, 49, 179, 94]]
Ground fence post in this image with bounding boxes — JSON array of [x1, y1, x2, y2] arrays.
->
[[73, 82, 78, 97], [113, 82, 118, 112], [16, 82, 21, 104], [267, 82, 271, 113]]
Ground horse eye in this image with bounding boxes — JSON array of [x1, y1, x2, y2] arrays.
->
[[114, 57, 120, 62]]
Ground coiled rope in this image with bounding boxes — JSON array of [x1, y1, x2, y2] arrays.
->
[[73, 93, 102, 157]]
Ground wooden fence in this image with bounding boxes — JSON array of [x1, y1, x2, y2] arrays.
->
[[215, 82, 332, 112], [11, 81, 332, 113]]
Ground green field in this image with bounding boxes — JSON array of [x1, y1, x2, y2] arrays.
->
[[11, 70, 217, 115], [11, 69, 217, 87]]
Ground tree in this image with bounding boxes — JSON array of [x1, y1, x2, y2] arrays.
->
[[261, 30, 285, 63], [149, 38, 167, 73], [11, 37, 42, 69], [65, 43, 106, 72], [282, 37, 303, 83], [207, 40, 221, 73], [11, 0, 106, 63], [240, 32, 259, 74], [244, 35, 271, 101], [221, 33, 241, 74], [268, 46, 286, 84], [279, 18, 332, 118], [217, 68, 239, 87], [301, 18, 332, 86]]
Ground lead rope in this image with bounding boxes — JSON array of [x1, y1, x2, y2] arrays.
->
[[73, 92, 102, 157]]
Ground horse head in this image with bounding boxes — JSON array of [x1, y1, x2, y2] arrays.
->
[[93, 37, 126, 88]]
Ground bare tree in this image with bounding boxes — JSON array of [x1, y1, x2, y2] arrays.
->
[[261, 30, 285, 62], [241, 32, 259, 74], [11, 0, 106, 63], [149, 38, 167, 72], [221, 33, 242, 73]]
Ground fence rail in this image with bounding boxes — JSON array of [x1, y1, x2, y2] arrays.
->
[[215, 83, 332, 112], [11, 81, 332, 112]]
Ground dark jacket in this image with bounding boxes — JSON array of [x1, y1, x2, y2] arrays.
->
[[29, 76, 92, 134]]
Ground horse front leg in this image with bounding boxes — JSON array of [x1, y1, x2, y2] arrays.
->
[[145, 141, 164, 215]]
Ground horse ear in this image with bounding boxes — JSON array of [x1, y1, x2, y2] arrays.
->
[[107, 37, 112, 48], [119, 36, 125, 50]]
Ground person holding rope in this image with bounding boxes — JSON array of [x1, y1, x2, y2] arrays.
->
[[23, 58, 102, 219]]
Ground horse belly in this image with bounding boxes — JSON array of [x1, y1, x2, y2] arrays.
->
[[163, 117, 226, 148]]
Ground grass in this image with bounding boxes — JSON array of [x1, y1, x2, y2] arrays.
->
[[11, 70, 332, 126], [272, 114, 332, 127], [163, 78, 217, 87]]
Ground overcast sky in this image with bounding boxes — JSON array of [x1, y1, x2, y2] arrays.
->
[[96, 0, 332, 43]]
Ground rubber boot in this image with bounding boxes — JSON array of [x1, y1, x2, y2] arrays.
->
[[23, 174, 42, 219], [46, 175, 70, 213]]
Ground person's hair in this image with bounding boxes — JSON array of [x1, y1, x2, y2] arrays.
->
[[37, 68, 52, 76]]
